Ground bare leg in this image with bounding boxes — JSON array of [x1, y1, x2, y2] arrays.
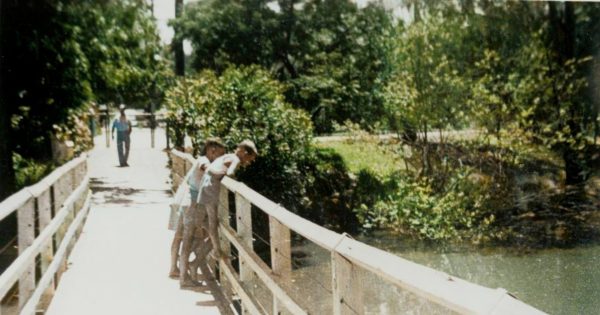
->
[[169, 215, 183, 278], [206, 204, 227, 259], [189, 235, 213, 281], [179, 205, 201, 287]]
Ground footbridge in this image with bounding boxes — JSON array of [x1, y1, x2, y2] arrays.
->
[[0, 128, 546, 315]]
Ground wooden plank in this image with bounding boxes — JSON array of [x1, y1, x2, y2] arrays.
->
[[269, 216, 292, 315], [333, 237, 546, 314], [235, 193, 253, 283], [20, 192, 91, 315], [0, 153, 85, 220], [219, 175, 545, 315], [221, 177, 341, 251], [220, 261, 262, 315], [218, 187, 233, 302], [34, 187, 55, 308], [0, 190, 31, 222], [220, 224, 306, 315], [331, 251, 363, 315], [0, 177, 89, 300], [17, 196, 36, 310]]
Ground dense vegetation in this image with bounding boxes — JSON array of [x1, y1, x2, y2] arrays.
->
[[0, 0, 170, 198], [2, 0, 599, 247], [165, 0, 600, 246]]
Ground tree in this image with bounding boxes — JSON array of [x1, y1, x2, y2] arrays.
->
[[0, 0, 15, 199], [164, 66, 314, 211], [1, 0, 93, 162], [0, 0, 170, 199], [385, 16, 469, 176], [70, 0, 170, 107], [174, 0, 185, 76], [173, 0, 394, 133]]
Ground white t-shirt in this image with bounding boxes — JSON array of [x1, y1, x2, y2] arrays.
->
[[187, 156, 210, 191], [197, 153, 240, 207]]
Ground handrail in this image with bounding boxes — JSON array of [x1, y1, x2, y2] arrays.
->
[[0, 154, 90, 315], [0, 154, 86, 222], [169, 149, 546, 315]]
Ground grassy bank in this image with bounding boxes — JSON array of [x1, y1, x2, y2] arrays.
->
[[318, 134, 600, 247]]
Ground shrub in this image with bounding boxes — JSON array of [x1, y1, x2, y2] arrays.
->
[[357, 167, 494, 241], [164, 66, 314, 212]]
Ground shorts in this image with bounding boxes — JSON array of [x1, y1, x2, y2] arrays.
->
[[190, 189, 199, 204], [183, 204, 208, 239]]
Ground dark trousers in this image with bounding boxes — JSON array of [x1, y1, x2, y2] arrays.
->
[[116, 131, 130, 166]]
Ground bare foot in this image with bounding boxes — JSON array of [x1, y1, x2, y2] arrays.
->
[[195, 273, 215, 282], [209, 249, 230, 261], [180, 279, 206, 290]]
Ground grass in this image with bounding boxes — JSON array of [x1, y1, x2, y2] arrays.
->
[[317, 140, 402, 176]]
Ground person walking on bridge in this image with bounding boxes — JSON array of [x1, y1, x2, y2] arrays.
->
[[111, 104, 132, 167]]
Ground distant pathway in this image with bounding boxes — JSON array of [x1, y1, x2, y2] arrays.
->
[[46, 128, 223, 315], [314, 129, 480, 143]]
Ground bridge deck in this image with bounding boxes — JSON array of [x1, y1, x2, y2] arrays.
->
[[46, 128, 224, 315]]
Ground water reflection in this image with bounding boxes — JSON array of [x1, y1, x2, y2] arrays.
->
[[359, 234, 600, 315]]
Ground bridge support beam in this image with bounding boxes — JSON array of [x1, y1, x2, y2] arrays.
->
[[37, 185, 55, 311], [332, 237, 364, 315], [17, 197, 35, 310], [218, 188, 233, 303], [269, 216, 291, 315], [235, 193, 253, 314]]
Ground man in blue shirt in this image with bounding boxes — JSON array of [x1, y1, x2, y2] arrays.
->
[[111, 104, 132, 167]]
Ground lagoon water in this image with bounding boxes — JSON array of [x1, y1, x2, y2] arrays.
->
[[360, 235, 600, 315]]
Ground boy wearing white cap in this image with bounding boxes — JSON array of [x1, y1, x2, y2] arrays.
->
[[197, 140, 258, 260]]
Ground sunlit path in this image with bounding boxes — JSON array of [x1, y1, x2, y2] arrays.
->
[[45, 128, 223, 315]]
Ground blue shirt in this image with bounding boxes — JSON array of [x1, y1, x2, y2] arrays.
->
[[112, 118, 130, 132]]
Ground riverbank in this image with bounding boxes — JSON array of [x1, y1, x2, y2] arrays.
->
[[317, 132, 600, 247]]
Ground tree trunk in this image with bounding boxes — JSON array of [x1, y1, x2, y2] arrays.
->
[[0, 0, 16, 200], [549, 2, 587, 186], [174, 0, 185, 76]]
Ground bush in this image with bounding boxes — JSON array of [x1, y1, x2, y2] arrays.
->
[[53, 104, 94, 157], [357, 167, 494, 241], [164, 66, 314, 212], [13, 153, 54, 190], [301, 148, 361, 232]]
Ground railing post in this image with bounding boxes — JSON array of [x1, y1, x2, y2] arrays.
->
[[53, 176, 70, 283], [36, 185, 55, 309], [235, 192, 253, 315], [235, 193, 253, 282], [332, 237, 364, 315], [17, 196, 36, 310], [217, 187, 232, 302], [269, 215, 292, 315]]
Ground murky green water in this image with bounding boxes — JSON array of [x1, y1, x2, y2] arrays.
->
[[359, 234, 600, 315]]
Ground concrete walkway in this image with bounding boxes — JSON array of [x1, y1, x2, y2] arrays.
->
[[46, 128, 223, 315]]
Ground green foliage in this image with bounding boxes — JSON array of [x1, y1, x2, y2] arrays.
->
[[165, 66, 314, 211], [53, 105, 95, 156], [12, 153, 54, 190], [385, 15, 469, 138], [301, 148, 359, 231], [68, 0, 172, 106], [173, 0, 395, 133], [1, 0, 170, 166], [357, 168, 492, 241], [2, 0, 94, 160]]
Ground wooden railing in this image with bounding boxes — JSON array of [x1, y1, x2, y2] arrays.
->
[[169, 150, 546, 315], [0, 155, 90, 315]]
